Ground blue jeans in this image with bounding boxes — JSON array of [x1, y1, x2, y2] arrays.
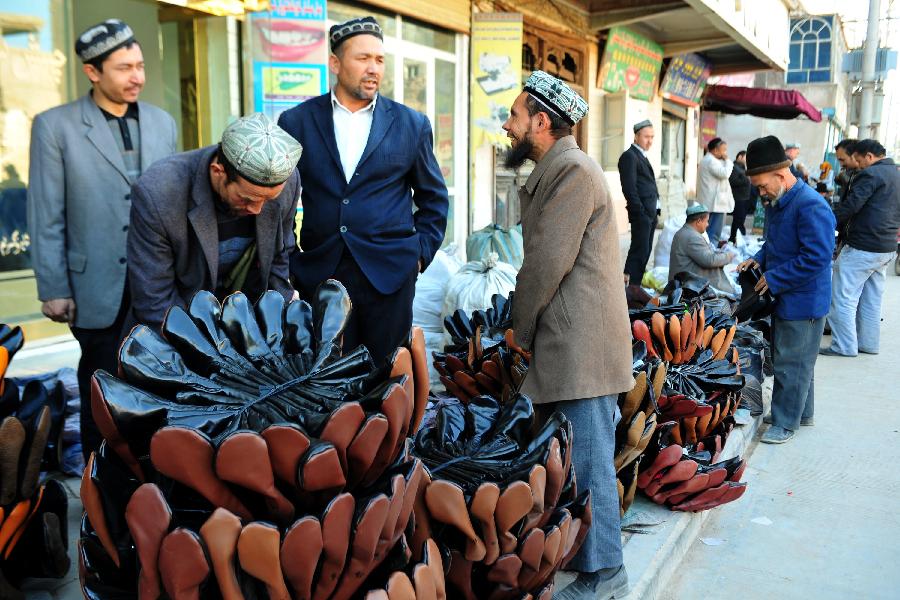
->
[[707, 212, 725, 246], [826, 246, 896, 355], [543, 395, 622, 572], [771, 316, 824, 431]]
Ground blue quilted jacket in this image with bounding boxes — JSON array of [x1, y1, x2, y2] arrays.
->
[[753, 181, 836, 320]]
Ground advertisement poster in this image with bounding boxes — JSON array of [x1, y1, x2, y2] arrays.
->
[[699, 111, 718, 149], [598, 26, 663, 101], [469, 13, 523, 152], [250, 0, 328, 120], [660, 53, 711, 107]]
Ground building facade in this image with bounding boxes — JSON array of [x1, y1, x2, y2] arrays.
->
[[1, 0, 795, 337], [713, 14, 850, 182]]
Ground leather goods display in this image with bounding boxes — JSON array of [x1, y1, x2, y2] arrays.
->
[[433, 294, 529, 403], [732, 266, 775, 323], [620, 292, 753, 515], [77, 282, 444, 599], [0, 324, 71, 600], [410, 393, 590, 599]]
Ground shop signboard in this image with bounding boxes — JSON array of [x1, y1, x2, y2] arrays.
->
[[660, 53, 711, 108], [700, 111, 718, 149], [597, 26, 663, 101], [250, 0, 329, 120], [469, 12, 523, 151]]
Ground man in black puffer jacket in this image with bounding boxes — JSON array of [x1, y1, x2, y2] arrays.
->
[[821, 139, 900, 357]]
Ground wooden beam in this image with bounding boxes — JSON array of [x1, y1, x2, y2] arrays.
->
[[588, 1, 684, 30], [661, 36, 733, 57]]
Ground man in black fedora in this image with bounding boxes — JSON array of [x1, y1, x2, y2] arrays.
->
[[737, 135, 835, 444]]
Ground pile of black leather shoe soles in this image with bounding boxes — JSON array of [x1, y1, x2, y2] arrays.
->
[[614, 359, 663, 516], [411, 393, 590, 600], [434, 294, 528, 403], [732, 266, 775, 322], [0, 324, 71, 600], [636, 421, 747, 512], [80, 282, 438, 599]]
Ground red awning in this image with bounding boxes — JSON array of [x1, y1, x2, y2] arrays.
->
[[702, 85, 823, 122]]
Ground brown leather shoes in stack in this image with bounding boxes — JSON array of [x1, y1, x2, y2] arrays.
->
[[0, 324, 70, 599], [411, 394, 590, 599], [77, 282, 440, 599]]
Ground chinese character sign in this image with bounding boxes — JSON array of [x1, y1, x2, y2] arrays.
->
[[598, 26, 663, 101], [250, 0, 329, 121], [660, 53, 711, 107]]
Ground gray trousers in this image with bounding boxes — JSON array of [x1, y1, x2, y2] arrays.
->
[[771, 316, 825, 430], [545, 394, 622, 572]]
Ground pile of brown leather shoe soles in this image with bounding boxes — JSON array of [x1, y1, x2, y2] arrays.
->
[[0, 323, 70, 597], [78, 283, 439, 599], [432, 332, 528, 404], [636, 425, 747, 512], [411, 394, 589, 599]]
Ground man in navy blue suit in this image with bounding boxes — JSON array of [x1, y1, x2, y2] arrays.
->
[[278, 16, 448, 366]]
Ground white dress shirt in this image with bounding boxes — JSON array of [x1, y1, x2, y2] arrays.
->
[[632, 143, 660, 209], [332, 91, 377, 183]]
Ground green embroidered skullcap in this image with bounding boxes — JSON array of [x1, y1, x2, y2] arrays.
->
[[686, 203, 709, 216], [221, 113, 302, 186], [523, 70, 588, 126]]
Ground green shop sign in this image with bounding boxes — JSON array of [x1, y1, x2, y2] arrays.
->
[[598, 26, 663, 101]]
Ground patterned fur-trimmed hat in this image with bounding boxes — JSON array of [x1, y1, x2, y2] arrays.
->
[[523, 70, 588, 126], [76, 19, 135, 63], [329, 16, 383, 52], [221, 113, 302, 186]]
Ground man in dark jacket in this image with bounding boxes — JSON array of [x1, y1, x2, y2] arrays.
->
[[739, 136, 835, 445], [277, 17, 448, 366], [833, 138, 859, 203], [728, 150, 752, 243], [821, 139, 900, 357], [619, 120, 659, 285], [128, 113, 302, 331]]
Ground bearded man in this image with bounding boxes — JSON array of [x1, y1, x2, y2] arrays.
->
[[277, 16, 448, 367], [738, 136, 835, 445], [503, 71, 634, 600]]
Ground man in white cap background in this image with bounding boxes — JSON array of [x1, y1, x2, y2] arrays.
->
[[785, 142, 809, 183], [278, 16, 448, 367], [669, 204, 736, 294], [27, 18, 177, 459], [619, 119, 659, 286], [503, 71, 634, 600], [127, 113, 302, 331], [696, 137, 734, 247]]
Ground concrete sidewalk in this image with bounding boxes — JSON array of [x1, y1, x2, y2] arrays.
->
[[664, 273, 900, 600]]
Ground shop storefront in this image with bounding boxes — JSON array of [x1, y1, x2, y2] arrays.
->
[[469, 5, 592, 231], [0, 0, 469, 339]]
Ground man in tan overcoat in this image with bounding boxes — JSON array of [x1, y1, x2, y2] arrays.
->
[[503, 71, 634, 600]]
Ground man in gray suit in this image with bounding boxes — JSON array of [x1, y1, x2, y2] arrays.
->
[[669, 204, 736, 294], [27, 19, 177, 459], [127, 113, 302, 330]]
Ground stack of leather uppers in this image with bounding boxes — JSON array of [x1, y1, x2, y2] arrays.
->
[[0, 324, 70, 600], [620, 275, 750, 513], [414, 294, 588, 599], [80, 281, 446, 599]]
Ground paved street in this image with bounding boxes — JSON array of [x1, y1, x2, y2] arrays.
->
[[665, 272, 900, 600]]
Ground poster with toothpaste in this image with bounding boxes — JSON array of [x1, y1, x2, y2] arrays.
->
[[250, 0, 328, 119]]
